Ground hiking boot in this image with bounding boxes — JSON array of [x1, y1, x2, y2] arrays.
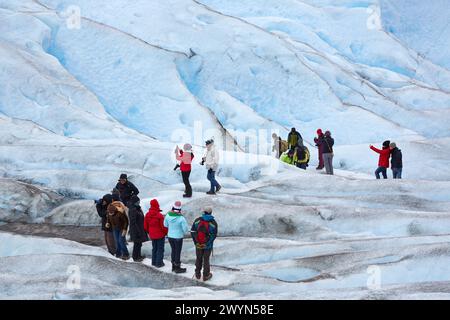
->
[[316, 166, 324, 170], [133, 257, 144, 263], [174, 267, 187, 274], [216, 185, 222, 193], [183, 194, 192, 198], [206, 191, 216, 195], [121, 255, 130, 261], [155, 263, 165, 268], [203, 273, 213, 281], [195, 273, 201, 280]]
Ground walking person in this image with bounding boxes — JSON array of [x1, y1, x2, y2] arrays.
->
[[107, 203, 130, 260], [175, 144, 194, 198], [314, 129, 325, 170], [191, 207, 218, 282], [390, 142, 403, 179], [95, 194, 116, 255], [202, 139, 221, 195], [370, 140, 391, 179], [164, 201, 189, 273], [115, 173, 139, 206], [322, 131, 334, 175], [287, 128, 303, 151], [144, 199, 168, 268], [127, 195, 148, 262]]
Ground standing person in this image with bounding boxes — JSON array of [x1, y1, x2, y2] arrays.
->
[[127, 195, 148, 262], [202, 139, 221, 195], [95, 194, 116, 255], [370, 140, 391, 179], [314, 129, 325, 170], [115, 173, 139, 206], [287, 128, 303, 150], [191, 207, 218, 281], [144, 199, 168, 268], [294, 145, 310, 170], [107, 203, 130, 260], [322, 131, 334, 175], [390, 142, 403, 179], [164, 201, 189, 273], [175, 144, 194, 198]]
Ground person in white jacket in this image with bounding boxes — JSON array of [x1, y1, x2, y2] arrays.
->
[[202, 139, 221, 195]]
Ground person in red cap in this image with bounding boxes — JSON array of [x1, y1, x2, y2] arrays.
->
[[144, 199, 168, 268], [314, 129, 325, 170]]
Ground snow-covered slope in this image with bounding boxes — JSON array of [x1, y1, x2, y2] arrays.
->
[[1, 0, 450, 300]]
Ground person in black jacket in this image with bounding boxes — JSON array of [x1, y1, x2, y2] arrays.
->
[[389, 142, 403, 179], [95, 194, 116, 255], [322, 131, 334, 175], [115, 173, 139, 206], [127, 195, 149, 262]]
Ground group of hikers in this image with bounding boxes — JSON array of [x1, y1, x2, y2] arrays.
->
[[94, 132, 403, 281], [273, 128, 335, 175], [95, 173, 218, 281]]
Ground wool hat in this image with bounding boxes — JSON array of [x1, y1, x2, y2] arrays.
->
[[119, 173, 127, 180], [172, 200, 182, 212], [204, 207, 213, 214], [205, 139, 214, 146], [183, 143, 192, 151], [383, 140, 391, 148], [389, 142, 397, 148]]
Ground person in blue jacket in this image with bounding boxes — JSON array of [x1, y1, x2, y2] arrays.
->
[[164, 201, 189, 273]]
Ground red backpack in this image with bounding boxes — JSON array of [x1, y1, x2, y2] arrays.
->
[[195, 220, 210, 249]]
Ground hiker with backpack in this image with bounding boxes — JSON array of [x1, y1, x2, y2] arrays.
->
[[272, 133, 288, 159], [95, 194, 116, 256], [314, 129, 325, 170], [164, 201, 190, 273], [106, 202, 130, 260], [390, 142, 403, 179], [322, 131, 334, 175], [175, 144, 194, 198], [294, 145, 310, 170], [280, 149, 295, 165], [144, 199, 168, 268], [191, 207, 218, 282], [115, 173, 140, 206], [127, 195, 148, 262], [370, 140, 391, 179], [202, 139, 221, 195], [287, 128, 303, 151]]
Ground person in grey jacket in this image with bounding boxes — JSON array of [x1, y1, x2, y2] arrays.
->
[[322, 131, 334, 175]]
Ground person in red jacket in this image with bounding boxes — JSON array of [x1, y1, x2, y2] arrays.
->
[[370, 140, 391, 179], [175, 144, 194, 198], [144, 199, 168, 268]]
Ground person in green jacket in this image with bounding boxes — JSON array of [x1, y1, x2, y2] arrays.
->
[[287, 128, 303, 150]]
